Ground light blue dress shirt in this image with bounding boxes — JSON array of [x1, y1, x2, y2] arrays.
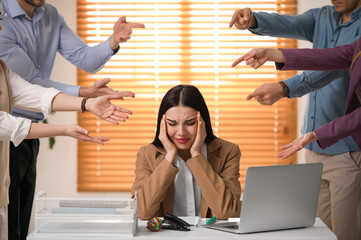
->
[[0, 0, 118, 121], [250, 6, 361, 154]]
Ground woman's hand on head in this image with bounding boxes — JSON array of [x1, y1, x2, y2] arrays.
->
[[159, 114, 178, 164], [190, 112, 206, 158]]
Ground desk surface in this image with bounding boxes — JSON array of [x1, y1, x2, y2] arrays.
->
[[27, 218, 336, 240]]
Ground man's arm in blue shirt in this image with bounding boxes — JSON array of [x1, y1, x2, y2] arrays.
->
[[250, 9, 317, 42], [0, 17, 121, 98], [285, 70, 348, 98], [0, 23, 81, 96], [246, 8, 343, 99], [56, 11, 144, 74], [57, 14, 118, 74]]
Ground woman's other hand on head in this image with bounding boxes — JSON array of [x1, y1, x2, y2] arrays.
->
[[190, 112, 206, 158]]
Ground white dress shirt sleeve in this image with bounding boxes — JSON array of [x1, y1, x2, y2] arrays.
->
[[0, 112, 32, 146], [9, 70, 61, 115], [0, 70, 62, 146]]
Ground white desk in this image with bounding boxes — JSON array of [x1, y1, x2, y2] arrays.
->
[[27, 218, 336, 240]]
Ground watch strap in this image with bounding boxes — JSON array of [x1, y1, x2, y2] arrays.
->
[[278, 81, 290, 98]]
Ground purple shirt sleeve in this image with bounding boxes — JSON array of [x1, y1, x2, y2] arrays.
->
[[314, 107, 361, 149], [274, 37, 361, 149], [275, 39, 358, 71]]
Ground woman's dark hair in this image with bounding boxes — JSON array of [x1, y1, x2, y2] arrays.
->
[[152, 85, 217, 147]]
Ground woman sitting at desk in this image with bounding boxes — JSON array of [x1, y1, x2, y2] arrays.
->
[[131, 85, 241, 220]]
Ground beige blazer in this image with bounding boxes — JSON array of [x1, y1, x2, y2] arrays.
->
[[131, 137, 241, 220], [0, 60, 12, 207]]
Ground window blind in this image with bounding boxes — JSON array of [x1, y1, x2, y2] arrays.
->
[[77, 0, 298, 191]]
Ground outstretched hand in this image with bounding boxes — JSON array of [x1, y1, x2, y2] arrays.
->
[[112, 16, 145, 45], [86, 95, 133, 125], [276, 132, 318, 159], [66, 125, 109, 145], [190, 112, 206, 158], [80, 78, 135, 99]]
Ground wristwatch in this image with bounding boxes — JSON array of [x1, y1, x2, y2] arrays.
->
[[81, 97, 89, 113], [278, 81, 290, 98]]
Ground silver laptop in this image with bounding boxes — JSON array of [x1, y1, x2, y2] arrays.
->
[[205, 163, 323, 234]]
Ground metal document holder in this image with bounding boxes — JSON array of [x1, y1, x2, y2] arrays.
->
[[34, 190, 138, 237]]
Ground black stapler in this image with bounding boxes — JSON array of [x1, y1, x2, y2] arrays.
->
[[162, 213, 191, 231]]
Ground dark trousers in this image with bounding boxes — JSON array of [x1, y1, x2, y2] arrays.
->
[[8, 139, 39, 240]]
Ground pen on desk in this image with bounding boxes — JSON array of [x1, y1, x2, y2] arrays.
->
[[206, 216, 216, 225]]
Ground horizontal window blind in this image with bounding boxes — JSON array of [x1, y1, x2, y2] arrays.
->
[[77, 0, 297, 191]]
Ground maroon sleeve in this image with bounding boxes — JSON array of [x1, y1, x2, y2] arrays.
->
[[275, 37, 359, 71], [314, 107, 361, 149]]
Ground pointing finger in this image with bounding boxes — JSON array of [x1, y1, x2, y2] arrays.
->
[[128, 22, 145, 28], [246, 91, 258, 100], [229, 10, 240, 28], [231, 55, 247, 67]]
